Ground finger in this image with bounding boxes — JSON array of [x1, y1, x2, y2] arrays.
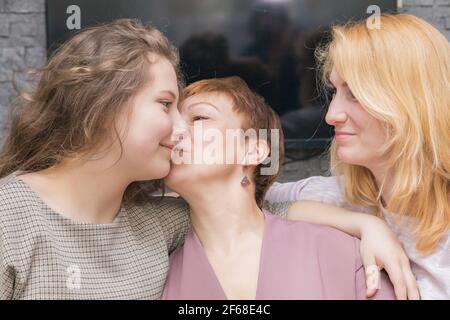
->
[[401, 258, 420, 300], [365, 265, 380, 298], [384, 260, 408, 300], [360, 252, 380, 298]]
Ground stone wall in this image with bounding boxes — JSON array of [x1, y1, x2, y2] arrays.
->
[[400, 0, 450, 39], [0, 0, 46, 140]]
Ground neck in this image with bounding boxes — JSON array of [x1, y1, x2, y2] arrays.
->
[[366, 161, 393, 207], [181, 178, 265, 254], [19, 156, 131, 224]]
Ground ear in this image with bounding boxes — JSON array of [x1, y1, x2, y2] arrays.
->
[[244, 138, 270, 166]]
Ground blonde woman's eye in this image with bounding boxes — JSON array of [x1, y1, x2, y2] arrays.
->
[[348, 90, 357, 101]]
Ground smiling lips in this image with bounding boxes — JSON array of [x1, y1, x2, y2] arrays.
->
[[334, 131, 356, 141], [160, 143, 174, 150]]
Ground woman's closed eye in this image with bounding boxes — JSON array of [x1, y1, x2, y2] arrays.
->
[[192, 115, 209, 122]]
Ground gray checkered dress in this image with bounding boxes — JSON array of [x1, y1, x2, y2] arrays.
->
[[0, 173, 289, 300]]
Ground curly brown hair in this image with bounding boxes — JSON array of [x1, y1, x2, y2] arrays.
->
[[0, 19, 183, 206]]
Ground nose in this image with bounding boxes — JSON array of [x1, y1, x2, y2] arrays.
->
[[325, 98, 348, 126], [169, 105, 189, 144]]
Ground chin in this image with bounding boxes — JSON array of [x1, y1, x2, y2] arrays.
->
[[165, 163, 201, 192], [145, 160, 171, 180], [164, 166, 183, 190], [337, 148, 370, 167], [337, 147, 357, 164]]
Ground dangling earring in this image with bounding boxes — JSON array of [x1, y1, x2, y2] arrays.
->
[[241, 166, 250, 187]]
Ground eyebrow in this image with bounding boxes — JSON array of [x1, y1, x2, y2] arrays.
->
[[184, 101, 219, 111], [159, 90, 177, 99]]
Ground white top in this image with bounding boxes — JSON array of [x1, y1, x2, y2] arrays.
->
[[265, 176, 450, 300]]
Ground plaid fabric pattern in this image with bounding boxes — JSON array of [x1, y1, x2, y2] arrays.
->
[[0, 173, 290, 300], [0, 173, 190, 300]]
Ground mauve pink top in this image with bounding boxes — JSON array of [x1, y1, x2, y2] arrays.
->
[[162, 210, 395, 300]]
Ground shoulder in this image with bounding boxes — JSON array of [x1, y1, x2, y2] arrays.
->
[[0, 174, 49, 264], [293, 175, 346, 203], [266, 175, 345, 204], [0, 173, 31, 207], [0, 174, 45, 230], [302, 175, 343, 188], [151, 196, 190, 215], [267, 175, 371, 214], [125, 196, 190, 229], [126, 196, 191, 251]]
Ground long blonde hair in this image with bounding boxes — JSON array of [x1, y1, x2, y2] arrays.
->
[[318, 14, 449, 254]]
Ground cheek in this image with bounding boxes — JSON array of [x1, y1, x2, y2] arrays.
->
[[124, 108, 172, 154], [192, 124, 238, 165], [353, 105, 385, 148], [336, 140, 375, 167], [364, 120, 385, 149], [175, 125, 231, 174], [346, 102, 369, 129], [341, 115, 385, 165], [190, 124, 218, 160]]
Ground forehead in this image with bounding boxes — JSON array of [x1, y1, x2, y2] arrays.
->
[[181, 92, 247, 127], [146, 56, 179, 96]]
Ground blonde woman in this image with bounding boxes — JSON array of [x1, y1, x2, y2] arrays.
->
[[266, 14, 449, 299]]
